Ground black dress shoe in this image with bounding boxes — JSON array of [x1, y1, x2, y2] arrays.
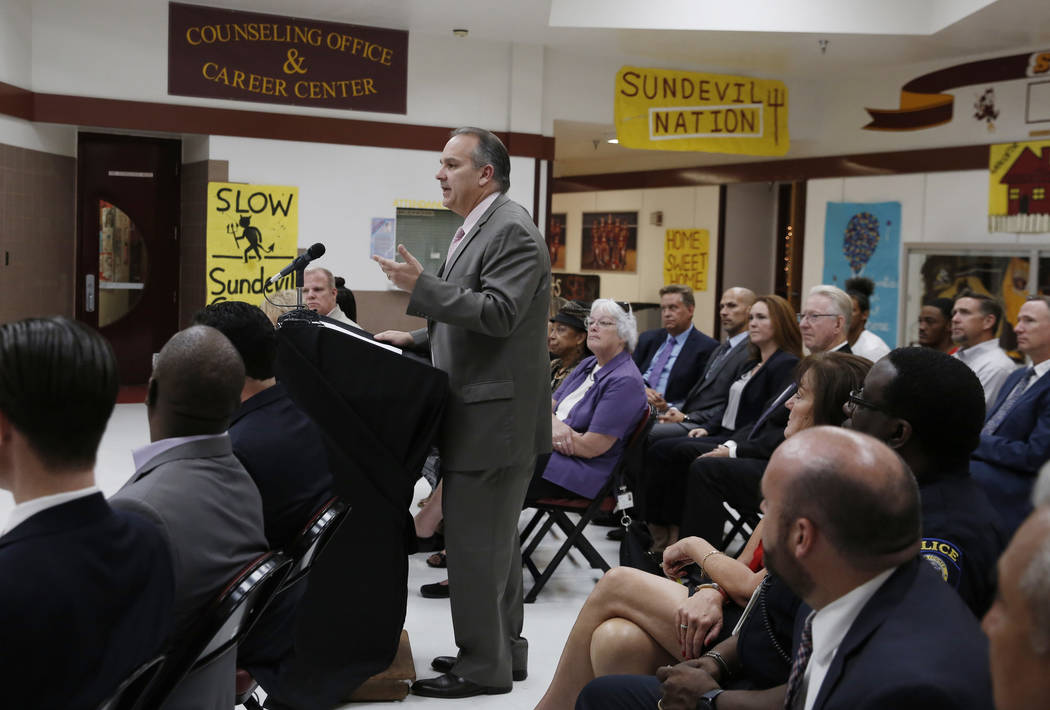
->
[[411, 673, 511, 698], [420, 581, 450, 598], [431, 656, 527, 681]]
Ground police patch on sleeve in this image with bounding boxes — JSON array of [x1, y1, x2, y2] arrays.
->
[[920, 537, 962, 588]]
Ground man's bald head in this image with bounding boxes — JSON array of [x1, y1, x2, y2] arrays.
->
[[767, 427, 921, 571], [720, 287, 757, 337], [149, 325, 244, 439]]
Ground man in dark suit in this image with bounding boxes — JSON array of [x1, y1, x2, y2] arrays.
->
[[112, 325, 268, 710], [972, 296, 1050, 537], [651, 287, 756, 440], [374, 127, 550, 698], [634, 284, 718, 412], [0, 317, 173, 710], [580, 428, 993, 710]]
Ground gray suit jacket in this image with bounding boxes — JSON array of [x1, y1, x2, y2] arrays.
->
[[111, 435, 268, 710], [408, 193, 552, 471], [681, 337, 754, 424]]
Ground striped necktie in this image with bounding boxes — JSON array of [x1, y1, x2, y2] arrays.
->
[[784, 610, 815, 710]]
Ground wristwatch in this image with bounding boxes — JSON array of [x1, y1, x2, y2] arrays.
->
[[697, 688, 725, 709]]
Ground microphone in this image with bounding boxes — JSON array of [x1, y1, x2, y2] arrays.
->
[[268, 243, 326, 284]]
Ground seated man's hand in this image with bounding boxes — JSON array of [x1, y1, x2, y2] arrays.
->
[[656, 661, 721, 710], [659, 407, 686, 423], [687, 427, 709, 438], [374, 330, 414, 348], [675, 589, 725, 659], [645, 387, 668, 411], [700, 445, 730, 458]]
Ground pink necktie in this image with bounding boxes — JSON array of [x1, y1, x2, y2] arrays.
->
[[446, 227, 466, 262]]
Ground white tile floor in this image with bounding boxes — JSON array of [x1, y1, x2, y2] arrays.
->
[[0, 403, 616, 710]]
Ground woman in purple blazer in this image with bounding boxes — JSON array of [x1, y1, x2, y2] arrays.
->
[[529, 299, 648, 500]]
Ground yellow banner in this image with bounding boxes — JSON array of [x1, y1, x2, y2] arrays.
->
[[664, 229, 709, 291], [206, 182, 300, 305], [615, 66, 788, 156], [989, 141, 1050, 233]]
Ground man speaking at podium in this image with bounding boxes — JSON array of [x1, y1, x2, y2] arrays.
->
[[375, 127, 551, 698]]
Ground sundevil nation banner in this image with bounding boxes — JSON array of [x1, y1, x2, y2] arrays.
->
[[169, 2, 408, 113], [865, 50, 1050, 131], [206, 182, 299, 306], [614, 66, 789, 156]]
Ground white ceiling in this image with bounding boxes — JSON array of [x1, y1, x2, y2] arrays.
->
[[197, 0, 1050, 175]]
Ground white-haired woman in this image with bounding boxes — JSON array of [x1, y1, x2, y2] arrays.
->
[[526, 298, 648, 501]]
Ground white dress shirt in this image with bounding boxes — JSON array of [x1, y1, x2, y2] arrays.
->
[[852, 329, 891, 363], [1, 485, 100, 537], [954, 338, 1019, 406], [802, 567, 896, 710]]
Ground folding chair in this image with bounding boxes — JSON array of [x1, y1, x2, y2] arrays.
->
[[235, 496, 350, 708], [131, 551, 292, 710], [720, 503, 762, 556], [519, 405, 656, 602]]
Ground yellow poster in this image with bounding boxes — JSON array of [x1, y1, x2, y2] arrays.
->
[[615, 66, 789, 156], [664, 229, 709, 291], [989, 141, 1050, 233], [206, 182, 299, 305]]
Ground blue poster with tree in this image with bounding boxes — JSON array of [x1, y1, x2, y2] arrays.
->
[[822, 201, 901, 347]]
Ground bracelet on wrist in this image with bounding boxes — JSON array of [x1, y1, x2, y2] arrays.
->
[[701, 650, 732, 682], [699, 549, 722, 576]]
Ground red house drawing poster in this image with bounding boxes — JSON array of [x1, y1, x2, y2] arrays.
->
[[989, 140, 1050, 233]]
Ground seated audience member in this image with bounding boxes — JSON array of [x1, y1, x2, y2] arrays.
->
[[645, 295, 801, 549], [192, 301, 333, 548], [578, 428, 994, 710], [918, 296, 954, 353], [422, 299, 647, 600], [111, 325, 268, 710], [0, 317, 174, 709], [799, 284, 854, 355], [260, 288, 299, 325], [844, 346, 1005, 616], [533, 354, 859, 709], [304, 267, 361, 328], [952, 291, 1017, 405], [334, 275, 358, 323], [845, 276, 891, 362], [983, 464, 1050, 710], [528, 298, 648, 501], [633, 285, 717, 412], [679, 352, 871, 549], [652, 287, 756, 441], [548, 300, 591, 392], [971, 296, 1050, 537]]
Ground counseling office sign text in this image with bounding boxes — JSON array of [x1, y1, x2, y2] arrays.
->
[[169, 2, 408, 113]]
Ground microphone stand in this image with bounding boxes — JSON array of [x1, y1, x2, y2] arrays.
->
[[276, 263, 320, 328]]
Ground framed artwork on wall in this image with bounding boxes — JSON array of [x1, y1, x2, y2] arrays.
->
[[547, 213, 567, 269], [581, 211, 638, 272]]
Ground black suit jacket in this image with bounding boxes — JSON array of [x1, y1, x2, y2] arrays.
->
[[681, 337, 755, 425], [698, 348, 799, 434], [794, 559, 992, 710], [633, 326, 717, 405], [0, 494, 174, 709], [229, 382, 334, 548]]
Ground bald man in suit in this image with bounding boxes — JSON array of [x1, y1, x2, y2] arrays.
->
[[376, 127, 551, 698]]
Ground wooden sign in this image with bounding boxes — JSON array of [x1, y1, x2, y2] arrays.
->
[[169, 2, 408, 113]]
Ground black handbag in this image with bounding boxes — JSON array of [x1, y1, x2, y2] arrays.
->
[[618, 518, 665, 577]]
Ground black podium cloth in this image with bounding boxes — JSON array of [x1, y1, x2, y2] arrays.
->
[[273, 316, 448, 703]]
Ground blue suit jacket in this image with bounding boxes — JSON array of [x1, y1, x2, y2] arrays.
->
[[633, 326, 718, 405], [971, 366, 1050, 535], [229, 382, 334, 549], [0, 493, 174, 710], [794, 559, 992, 710]]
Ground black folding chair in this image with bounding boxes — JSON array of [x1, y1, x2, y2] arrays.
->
[[131, 551, 292, 710], [519, 405, 656, 602], [235, 496, 350, 708]]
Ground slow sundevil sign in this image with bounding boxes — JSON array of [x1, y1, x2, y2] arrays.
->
[[614, 65, 789, 156], [206, 182, 299, 305]]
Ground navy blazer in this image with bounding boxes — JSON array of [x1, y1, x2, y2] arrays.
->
[[971, 366, 1050, 535], [0, 494, 174, 710], [229, 382, 334, 548], [793, 559, 992, 710], [697, 348, 799, 434], [633, 326, 718, 405]]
